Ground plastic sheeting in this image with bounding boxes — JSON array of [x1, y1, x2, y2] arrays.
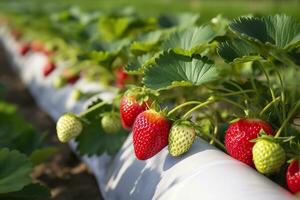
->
[[0, 27, 296, 200]]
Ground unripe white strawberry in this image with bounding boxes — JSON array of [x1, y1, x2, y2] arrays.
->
[[168, 123, 196, 156], [101, 113, 121, 134], [56, 113, 83, 143], [252, 139, 286, 174]]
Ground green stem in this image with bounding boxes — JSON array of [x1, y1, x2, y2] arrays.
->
[[226, 80, 250, 113], [226, 80, 250, 101], [259, 96, 281, 117], [276, 70, 286, 124], [259, 62, 276, 101], [167, 101, 202, 117], [210, 119, 218, 145], [275, 100, 300, 138], [78, 102, 105, 118], [258, 62, 283, 120], [218, 89, 255, 97], [219, 98, 248, 115], [182, 96, 248, 119], [168, 89, 253, 117], [194, 125, 226, 151], [183, 100, 213, 119], [206, 86, 234, 93]]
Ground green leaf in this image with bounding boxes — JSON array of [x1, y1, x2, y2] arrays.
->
[[0, 148, 32, 194], [230, 14, 300, 50], [29, 147, 57, 166], [99, 16, 134, 41], [162, 25, 218, 56], [76, 102, 128, 156], [84, 50, 116, 63], [125, 53, 158, 73], [130, 30, 163, 54], [98, 15, 157, 41], [217, 38, 262, 63], [0, 183, 50, 200], [82, 39, 130, 64], [210, 15, 230, 36], [0, 101, 45, 155], [143, 51, 219, 90]]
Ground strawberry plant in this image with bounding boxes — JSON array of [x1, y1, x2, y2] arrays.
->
[[51, 13, 299, 193], [1, 2, 300, 195], [0, 97, 54, 199]]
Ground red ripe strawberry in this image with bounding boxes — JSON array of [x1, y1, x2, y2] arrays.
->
[[286, 160, 300, 193], [67, 74, 80, 84], [30, 41, 52, 56], [120, 95, 149, 130], [19, 43, 31, 56], [225, 118, 275, 167], [114, 68, 128, 89], [133, 110, 171, 160], [43, 61, 56, 77], [61, 69, 80, 84]]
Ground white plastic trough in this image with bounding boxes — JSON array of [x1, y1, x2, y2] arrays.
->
[[0, 27, 296, 200]]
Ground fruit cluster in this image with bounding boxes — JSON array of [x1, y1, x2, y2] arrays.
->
[[3, 6, 299, 194], [55, 85, 300, 194]]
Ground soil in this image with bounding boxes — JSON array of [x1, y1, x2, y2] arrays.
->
[[0, 45, 103, 199]]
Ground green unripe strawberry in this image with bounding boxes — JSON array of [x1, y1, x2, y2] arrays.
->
[[56, 113, 83, 143], [101, 113, 121, 134], [71, 89, 82, 101], [53, 76, 66, 89], [252, 139, 286, 174], [168, 123, 196, 157]]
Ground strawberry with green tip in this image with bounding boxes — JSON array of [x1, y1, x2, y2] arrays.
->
[[133, 109, 171, 160], [252, 139, 285, 174], [225, 118, 275, 167], [101, 112, 122, 134], [168, 121, 196, 157], [61, 68, 80, 84], [286, 159, 300, 193], [56, 113, 83, 143]]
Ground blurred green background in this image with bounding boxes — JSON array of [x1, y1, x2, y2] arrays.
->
[[0, 0, 300, 20]]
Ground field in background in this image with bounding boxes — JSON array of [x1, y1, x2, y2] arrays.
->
[[0, 0, 300, 20]]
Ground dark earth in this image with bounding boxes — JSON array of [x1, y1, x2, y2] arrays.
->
[[0, 45, 103, 200]]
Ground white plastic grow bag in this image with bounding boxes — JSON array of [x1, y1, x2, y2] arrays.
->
[[0, 27, 296, 200]]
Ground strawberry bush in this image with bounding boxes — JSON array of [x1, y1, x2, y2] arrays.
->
[[0, 87, 54, 199], [1, 2, 300, 195]]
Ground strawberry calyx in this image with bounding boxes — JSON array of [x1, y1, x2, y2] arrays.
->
[[61, 68, 81, 84], [173, 119, 194, 128], [124, 87, 159, 105], [250, 130, 295, 144]]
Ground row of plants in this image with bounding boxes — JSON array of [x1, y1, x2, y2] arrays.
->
[[1, 5, 300, 195], [0, 85, 55, 199]]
